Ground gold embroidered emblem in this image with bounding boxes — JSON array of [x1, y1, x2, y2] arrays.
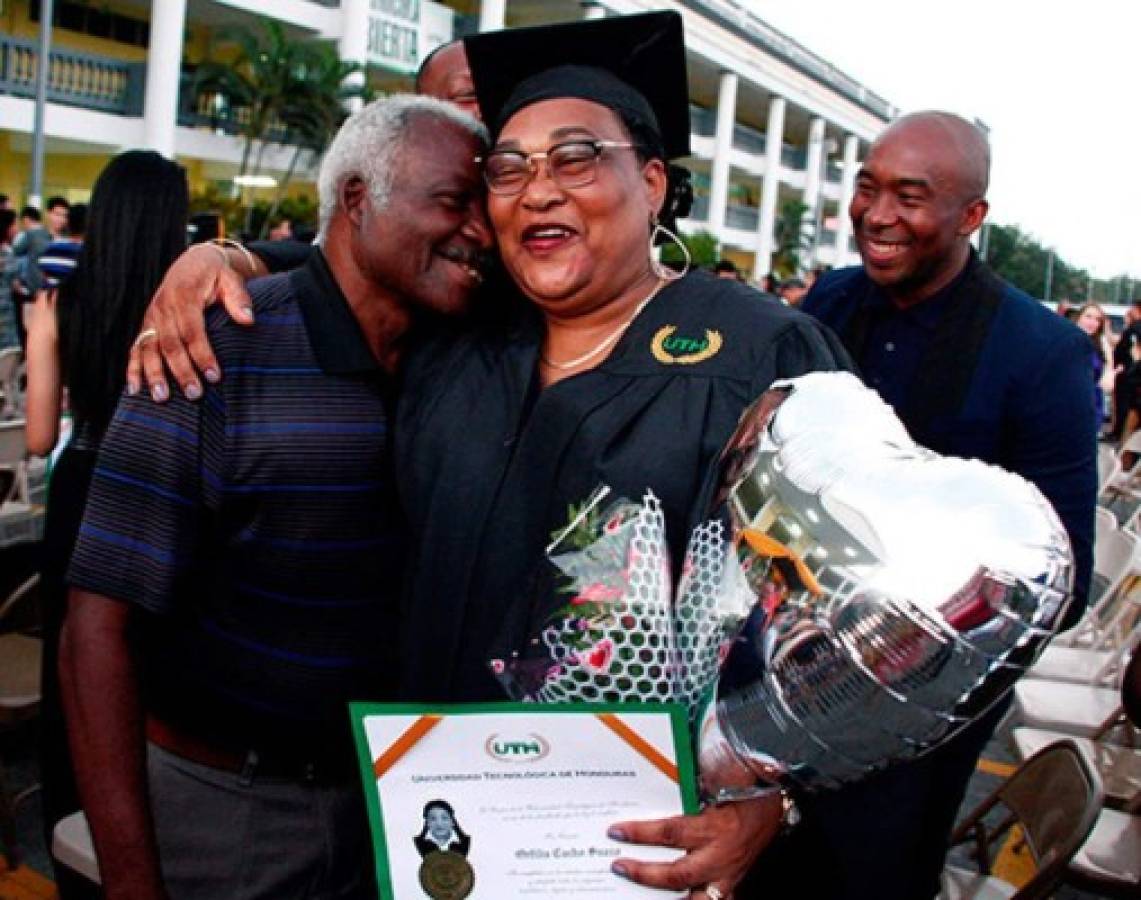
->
[[651, 325, 723, 365]]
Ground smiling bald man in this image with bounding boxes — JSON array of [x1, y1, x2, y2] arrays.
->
[[777, 110, 1098, 899]]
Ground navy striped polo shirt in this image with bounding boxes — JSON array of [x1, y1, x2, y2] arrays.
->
[[68, 250, 403, 744]]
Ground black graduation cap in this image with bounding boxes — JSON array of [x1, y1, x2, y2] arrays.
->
[[464, 11, 691, 161]]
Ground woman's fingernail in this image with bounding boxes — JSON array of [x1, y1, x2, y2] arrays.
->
[[610, 862, 630, 880], [204, 367, 221, 384], [127, 380, 139, 396], [607, 827, 628, 842], [239, 305, 254, 322], [184, 383, 202, 401], [151, 383, 168, 402]]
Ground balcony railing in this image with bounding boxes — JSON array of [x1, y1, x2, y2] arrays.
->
[[687, 195, 710, 222], [826, 161, 843, 183], [689, 103, 715, 138], [731, 122, 765, 155], [0, 35, 144, 115], [725, 203, 758, 231], [781, 144, 807, 169], [177, 71, 296, 143], [0, 39, 307, 146]]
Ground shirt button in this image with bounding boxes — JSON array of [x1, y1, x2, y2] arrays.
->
[[884, 341, 895, 352]]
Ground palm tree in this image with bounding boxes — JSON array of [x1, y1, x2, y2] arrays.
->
[[772, 199, 812, 277], [192, 21, 367, 233], [193, 20, 306, 179], [258, 44, 369, 236]]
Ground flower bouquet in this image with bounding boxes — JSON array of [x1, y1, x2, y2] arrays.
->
[[490, 485, 754, 734]]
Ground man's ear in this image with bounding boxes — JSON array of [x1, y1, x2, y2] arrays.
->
[[958, 197, 989, 237], [341, 176, 370, 227]]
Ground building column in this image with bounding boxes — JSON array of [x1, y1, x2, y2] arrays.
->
[[479, 0, 507, 32], [142, 0, 188, 157], [339, 0, 370, 114], [707, 70, 738, 236], [800, 116, 826, 270], [832, 133, 860, 266], [754, 95, 786, 278]]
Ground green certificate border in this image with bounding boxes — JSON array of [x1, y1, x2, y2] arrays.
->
[[350, 701, 699, 898]]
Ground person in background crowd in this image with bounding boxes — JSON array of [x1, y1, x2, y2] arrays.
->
[[713, 259, 742, 280], [778, 276, 807, 305], [37, 204, 87, 287], [1109, 299, 1141, 440], [799, 110, 1096, 900], [266, 216, 292, 241], [23, 151, 190, 899], [44, 195, 70, 239], [760, 272, 777, 294], [415, 39, 480, 119], [12, 205, 50, 347], [1075, 302, 1114, 427], [61, 99, 490, 900], [804, 263, 829, 291], [0, 193, 11, 211], [0, 208, 19, 350]]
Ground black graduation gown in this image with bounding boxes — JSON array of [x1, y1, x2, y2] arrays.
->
[[396, 271, 851, 702]]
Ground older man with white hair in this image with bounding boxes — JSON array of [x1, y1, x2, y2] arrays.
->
[[59, 96, 491, 900]]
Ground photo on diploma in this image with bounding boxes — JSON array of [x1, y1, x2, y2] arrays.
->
[[351, 703, 698, 899]]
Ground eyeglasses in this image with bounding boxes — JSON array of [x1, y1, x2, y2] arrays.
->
[[479, 140, 640, 196]]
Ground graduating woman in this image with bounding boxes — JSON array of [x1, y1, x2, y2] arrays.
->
[[128, 14, 850, 897]]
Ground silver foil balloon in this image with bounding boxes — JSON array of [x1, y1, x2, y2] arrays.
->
[[699, 372, 1072, 795]]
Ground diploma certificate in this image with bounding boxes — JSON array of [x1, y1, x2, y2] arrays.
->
[[351, 703, 698, 899]]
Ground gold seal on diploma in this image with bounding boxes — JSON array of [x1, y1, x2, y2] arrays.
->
[[419, 851, 474, 900]]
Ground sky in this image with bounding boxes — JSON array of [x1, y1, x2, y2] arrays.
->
[[745, 0, 1138, 281]]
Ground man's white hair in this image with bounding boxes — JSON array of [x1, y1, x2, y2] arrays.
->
[[316, 94, 488, 242]]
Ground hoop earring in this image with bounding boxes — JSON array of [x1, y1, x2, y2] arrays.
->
[[649, 217, 690, 281]]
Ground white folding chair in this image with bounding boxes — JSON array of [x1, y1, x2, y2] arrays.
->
[[939, 740, 1103, 900], [52, 810, 101, 885], [0, 574, 42, 867], [1010, 680, 1129, 740], [1012, 728, 1141, 812], [1099, 443, 1122, 495], [0, 348, 21, 420], [1055, 526, 1141, 650], [1029, 617, 1141, 686], [1066, 807, 1141, 898]]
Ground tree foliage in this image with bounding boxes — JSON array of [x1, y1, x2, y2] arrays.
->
[[192, 20, 369, 234], [983, 222, 1135, 305], [663, 229, 719, 269], [771, 200, 811, 277]]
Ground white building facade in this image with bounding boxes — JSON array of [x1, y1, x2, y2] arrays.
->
[[0, 0, 895, 274]]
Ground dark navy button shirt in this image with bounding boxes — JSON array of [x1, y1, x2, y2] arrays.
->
[[803, 260, 1098, 617]]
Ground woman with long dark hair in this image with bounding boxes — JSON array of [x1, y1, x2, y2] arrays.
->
[[23, 149, 188, 886], [1074, 302, 1113, 425]]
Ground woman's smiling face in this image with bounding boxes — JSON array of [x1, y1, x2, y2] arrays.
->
[[487, 98, 667, 320]]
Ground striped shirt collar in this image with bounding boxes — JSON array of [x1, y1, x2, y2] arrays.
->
[[290, 249, 382, 375]]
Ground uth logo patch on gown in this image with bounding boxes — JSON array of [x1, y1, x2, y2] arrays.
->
[[651, 325, 723, 365]]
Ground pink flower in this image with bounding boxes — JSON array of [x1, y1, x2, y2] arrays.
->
[[583, 638, 615, 673], [545, 665, 565, 682], [489, 659, 505, 674], [570, 583, 624, 605]]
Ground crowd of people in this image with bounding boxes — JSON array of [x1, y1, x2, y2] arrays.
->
[[0, 10, 1111, 900]]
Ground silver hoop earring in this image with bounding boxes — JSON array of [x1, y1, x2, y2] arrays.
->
[[649, 218, 690, 281]]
